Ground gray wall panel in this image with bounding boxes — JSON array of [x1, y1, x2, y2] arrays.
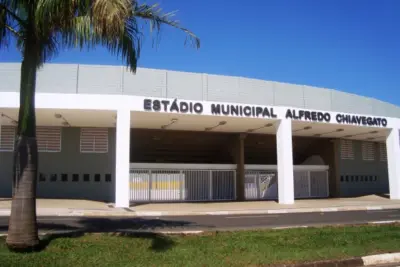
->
[[274, 82, 304, 108], [0, 63, 20, 92], [78, 65, 122, 94], [166, 70, 203, 100], [371, 99, 400, 118], [36, 127, 115, 201], [303, 86, 332, 111], [36, 64, 78, 93], [123, 68, 166, 97], [331, 91, 373, 115], [206, 75, 275, 105], [0, 127, 116, 201], [238, 78, 275, 106], [202, 74, 208, 101], [207, 74, 241, 103], [338, 140, 388, 197]]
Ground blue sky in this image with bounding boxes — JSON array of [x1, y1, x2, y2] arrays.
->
[[0, 0, 399, 105]]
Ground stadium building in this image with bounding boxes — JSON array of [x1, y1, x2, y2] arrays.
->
[[0, 63, 399, 208]]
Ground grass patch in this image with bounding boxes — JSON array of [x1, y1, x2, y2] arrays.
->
[[1, 225, 400, 267]]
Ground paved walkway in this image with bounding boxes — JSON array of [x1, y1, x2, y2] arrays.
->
[[0, 195, 399, 217]]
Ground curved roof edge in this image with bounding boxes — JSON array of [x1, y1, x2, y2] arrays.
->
[[0, 62, 399, 118]]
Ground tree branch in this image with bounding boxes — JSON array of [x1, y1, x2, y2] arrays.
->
[[0, 4, 26, 28], [5, 24, 21, 38]]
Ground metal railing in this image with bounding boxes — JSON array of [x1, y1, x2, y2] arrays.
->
[[130, 164, 236, 202], [130, 163, 329, 202], [244, 167, 329, 200], [244, 170, 278, 200]]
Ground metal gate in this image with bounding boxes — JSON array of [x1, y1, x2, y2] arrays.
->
[[130, 164, 236, 202], [245, 171, 278, 200], [244, 166, 329, 200], [130, 164, 329, 202]]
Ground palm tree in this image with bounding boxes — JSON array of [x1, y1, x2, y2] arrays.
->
[[0, 0, 199, 251]]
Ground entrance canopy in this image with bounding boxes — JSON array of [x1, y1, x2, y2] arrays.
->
[[132, 111, 390, 142], [0, 108, 116, 128], [0, 106, 390, 142]]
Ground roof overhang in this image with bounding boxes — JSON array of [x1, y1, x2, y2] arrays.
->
[[0, 92, 397, 142]]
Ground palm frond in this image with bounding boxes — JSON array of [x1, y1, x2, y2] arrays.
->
[[0, 0, 28, 27], [0, 5, 8, 48], [36, 33, 59, 67], [0, 0, 25, 48], [91, 0, 131, 36], [35, 0, 83, 30], [57, 13, 141, 73], [105, 17, 142, 72], [8, 0, 200, 73], [134, 3, 200, 49]]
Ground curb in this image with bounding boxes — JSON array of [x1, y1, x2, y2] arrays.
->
[[273, 253, 400, 267], [362, 253, 400, 265], [0, 221, 399, 237], [274, 258, 363, 267], [133, 205, 400, 217], [0, 205, 399, 217]]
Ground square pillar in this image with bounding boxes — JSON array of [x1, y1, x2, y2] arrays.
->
[[276, 119, 294, 204], [115, 109, 131, 208], [386, 128, 400, 200]]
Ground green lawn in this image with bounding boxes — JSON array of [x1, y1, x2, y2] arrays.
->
[[1, 225, 400, 267]]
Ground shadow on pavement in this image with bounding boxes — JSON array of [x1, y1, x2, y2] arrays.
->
[[1, 217, 214, 253]]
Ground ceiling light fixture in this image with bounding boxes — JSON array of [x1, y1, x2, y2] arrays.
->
[[247, 123, 274, 133], [313, 128, 344, 138], [341, 130, 380, 139], [54, 113, 71, 127], [293, 126, 312, 133], [205, 121, 227, 131], [161, 118, 179, 130]]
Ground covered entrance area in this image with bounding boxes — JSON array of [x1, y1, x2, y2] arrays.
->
[[128, 111, 345, 204], [0, 96, 393, 207]]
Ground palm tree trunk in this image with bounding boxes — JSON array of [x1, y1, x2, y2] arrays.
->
[[6, 40, 40, 250]]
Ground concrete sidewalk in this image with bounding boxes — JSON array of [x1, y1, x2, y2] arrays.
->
[[0, 199, 129, 217], [0, 195, 399, 217], [131, 195, 400, 216]]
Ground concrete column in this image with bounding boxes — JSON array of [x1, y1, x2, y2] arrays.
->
[[276, 119, 294, 204], [386, 128, 400, 200], [115, 109, 131, 208], [0, 114, 2, 145], [330, 140, 341, 198], [235, 133, 246, 201]]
